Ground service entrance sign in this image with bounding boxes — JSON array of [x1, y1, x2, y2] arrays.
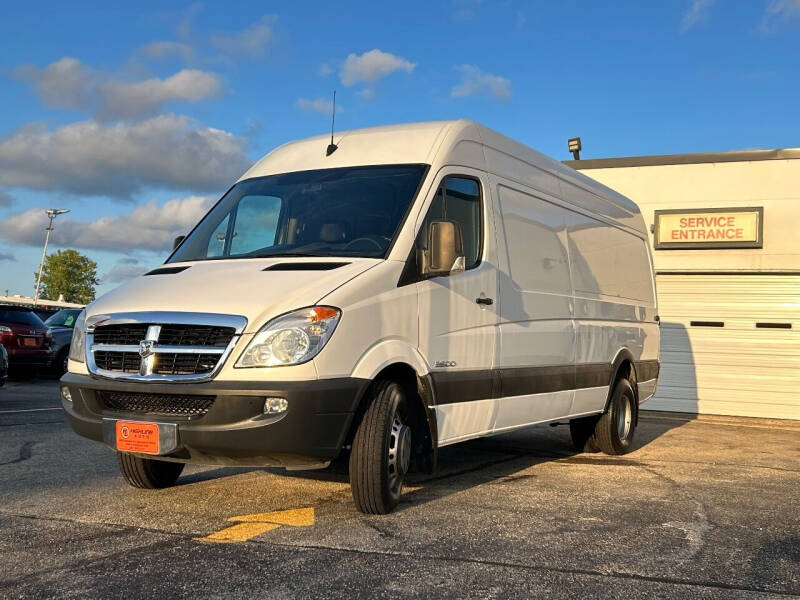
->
[[654, 207, 763, 250]]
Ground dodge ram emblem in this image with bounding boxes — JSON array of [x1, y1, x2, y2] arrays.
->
[[138, 339, 155, 359]]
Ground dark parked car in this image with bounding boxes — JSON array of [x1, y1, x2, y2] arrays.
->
[[0, 345, 8, 386], [44, 308, 81, 375], [0, 306, 52, 375]]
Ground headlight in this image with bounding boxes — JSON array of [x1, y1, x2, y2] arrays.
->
[[236, 307, 341, 368], [68, 310, 87, 363]]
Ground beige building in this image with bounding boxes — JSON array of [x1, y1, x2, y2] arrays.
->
[[566, 148, 800, 420]]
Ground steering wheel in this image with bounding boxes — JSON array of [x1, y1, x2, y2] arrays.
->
[[344, 236, 386, 251]]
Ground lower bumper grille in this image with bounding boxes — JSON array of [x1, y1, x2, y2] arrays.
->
[[99, 391, 215, 417]]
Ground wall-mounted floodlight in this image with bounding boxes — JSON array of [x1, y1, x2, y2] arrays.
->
[[568, 137, 582, 160]]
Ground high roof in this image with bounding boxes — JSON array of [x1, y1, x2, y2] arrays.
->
[[240, 121, 458, 180], [240, 119, 640, 219]]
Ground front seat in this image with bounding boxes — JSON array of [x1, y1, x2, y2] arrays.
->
[[319, 223, 347, 244]]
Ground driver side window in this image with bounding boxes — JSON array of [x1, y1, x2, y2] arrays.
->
[[420, 176, 482, 269]]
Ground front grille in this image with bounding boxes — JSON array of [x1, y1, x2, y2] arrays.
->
[[152, 353, 218, 375], [93, 324, 149, 345], [157, 325, 235, 347], [93, 351, 219, 375], [94, 350, 141, 373], [87, 313, 245, 380], [92, 324, 234, 347], [99, 390, 215, 417]]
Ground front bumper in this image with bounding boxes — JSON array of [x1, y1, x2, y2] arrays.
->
[[60, 372, 369, 469]]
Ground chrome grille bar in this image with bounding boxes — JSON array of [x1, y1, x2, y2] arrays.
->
[[91, 344, 227, 354]]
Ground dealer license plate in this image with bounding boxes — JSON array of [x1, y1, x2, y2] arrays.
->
[[116, 421, 160, 454]]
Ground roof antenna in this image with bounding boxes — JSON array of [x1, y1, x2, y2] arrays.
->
[[326, 90, 338, 156]]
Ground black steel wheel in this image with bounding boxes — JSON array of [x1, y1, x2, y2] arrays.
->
[[349, 380, 411, 514], [594, 378, 637, 455]]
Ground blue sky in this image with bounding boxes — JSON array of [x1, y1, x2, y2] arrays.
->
[[1, 0, 798, 299]]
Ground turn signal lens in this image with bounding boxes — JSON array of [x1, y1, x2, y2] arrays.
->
[[68, 310, 87, 364]]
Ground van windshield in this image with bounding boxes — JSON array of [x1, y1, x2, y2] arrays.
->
[[169, 164, 428, 262]]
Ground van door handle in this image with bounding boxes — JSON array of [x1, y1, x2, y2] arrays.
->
[[476, 297, 494, 306]]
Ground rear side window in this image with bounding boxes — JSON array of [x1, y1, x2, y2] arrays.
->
[[420, 176, 482, 269], [0, 309, 45, 326]]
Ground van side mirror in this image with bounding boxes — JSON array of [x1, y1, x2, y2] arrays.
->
[[419, 220, 466, 277], [173, 235, 186, 250]]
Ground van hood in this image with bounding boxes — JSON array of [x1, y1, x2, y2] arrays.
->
[[88, 258, 379, 333]]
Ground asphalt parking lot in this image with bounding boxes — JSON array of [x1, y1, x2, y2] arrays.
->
[[1, 378, 798, 599]]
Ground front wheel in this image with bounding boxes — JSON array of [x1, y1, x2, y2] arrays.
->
[[594, 378, 637, 455], [117, 453, 184, 489], [349, 380, 411, 514]]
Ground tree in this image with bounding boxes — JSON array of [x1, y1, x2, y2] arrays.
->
[[35, 249, 99, 304]]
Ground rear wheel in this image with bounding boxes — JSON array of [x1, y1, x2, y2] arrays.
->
[[594, 378, 636, 455], [117, 453, 184, 489], [349, 380, 411, 514]]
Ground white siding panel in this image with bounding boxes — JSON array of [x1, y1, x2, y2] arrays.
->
[[652, 274, 800, 419]]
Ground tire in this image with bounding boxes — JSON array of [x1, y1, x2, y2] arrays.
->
[[52, 347, 69, 376], [569, 416, 600, 452], [349, 380, 411, 514], [594, 378, 637, 455], [117, 453, 184, 489]]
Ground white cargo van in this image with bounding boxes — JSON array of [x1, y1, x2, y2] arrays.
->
[[61, 120, 660, 514]]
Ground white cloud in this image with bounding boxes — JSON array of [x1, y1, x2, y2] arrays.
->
[[681, 0, 714, 33], [14, 57, 94, 111], [451, 65, 511, 102], [356, 88, 376, 101], [0, 251, 14, 262], [0, 196, 213, 253], [295, 97, 343, 115], [211, 15, 276, 58], [760, 0, 800, 31], [0, 114, 251, 198], [319, 63, 333, 77], [15, 57, 223, 120], [340, 49, 416, 86], [140, 41, 195, 63], [0, 190, 12, 207], [98, 69, 223, 120], [103, 259, 152, 284]]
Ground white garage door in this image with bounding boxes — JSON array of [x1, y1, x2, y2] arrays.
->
[[651, 274, 800, 419]]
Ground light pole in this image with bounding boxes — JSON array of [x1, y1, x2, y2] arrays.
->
[[34, 208, 70, 305]]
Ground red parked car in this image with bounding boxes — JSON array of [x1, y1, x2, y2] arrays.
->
[[0, 306, 52, 375]]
